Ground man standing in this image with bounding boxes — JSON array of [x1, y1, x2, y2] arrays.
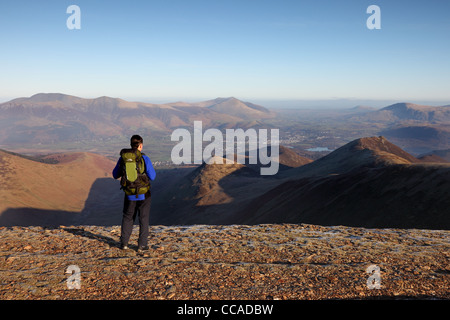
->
[[112, 135, 156, 253]]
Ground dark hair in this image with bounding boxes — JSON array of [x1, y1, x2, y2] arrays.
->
[[130, 135, 143, 149]]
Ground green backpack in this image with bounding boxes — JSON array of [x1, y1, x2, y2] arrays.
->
[[119, 148, 150, 198]]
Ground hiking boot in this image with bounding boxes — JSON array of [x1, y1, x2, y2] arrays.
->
[[137, 245, 149, 253]]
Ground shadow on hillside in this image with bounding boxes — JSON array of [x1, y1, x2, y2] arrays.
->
[[0, 177, 123, 227], [0, 167, 220, 227], [149, 164, 279, 225], [78, 177, 123, 226], [3, 162, 450, 229], [0, 207, 77, 227]]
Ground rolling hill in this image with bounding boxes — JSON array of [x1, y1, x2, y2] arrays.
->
[[236, 162, 450, 229], [194, 97, 274, 120], [0, 93, 275, 148], [152, 136, 450, 229], [380, 125, 450, 154], [419, 149, 450, 162], [2, 94, 449, 161], [0, 149, 122, 226], [2, 136, 449, 229], [150, 146, 311, 225], [345, 102, 450, 154], [280, 136, 421, 179], [417, 154, 449, 163], [357, 102, 450, 123], [234, 137, 450, 229]]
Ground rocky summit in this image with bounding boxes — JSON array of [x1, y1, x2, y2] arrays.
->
[[0, 224, 448, 300]]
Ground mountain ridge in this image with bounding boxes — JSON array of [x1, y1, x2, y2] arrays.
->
[[281, 136, 421, 179], [234, 137, 450, 229], [357, 102, 450, 123], [0, 93, 275, 147], [152, 136, 450, 229], [0, 149, 121, 227], [1, 136, 450, 229], [236, 162, 450, 229]]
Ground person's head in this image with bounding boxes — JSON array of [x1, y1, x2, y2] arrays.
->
[[130, 135, 143, 151]]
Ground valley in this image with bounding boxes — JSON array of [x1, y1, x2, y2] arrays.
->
[[2, 93, 449, 163], [0, 93, 449, 230]]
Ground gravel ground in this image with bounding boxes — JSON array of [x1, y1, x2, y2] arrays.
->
[[0, 223, 448, 300]]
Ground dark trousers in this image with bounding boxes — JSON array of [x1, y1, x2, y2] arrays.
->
[[120, 193, 151, 248]]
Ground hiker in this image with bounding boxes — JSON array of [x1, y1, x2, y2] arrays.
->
[[112, 135, 156, 252]]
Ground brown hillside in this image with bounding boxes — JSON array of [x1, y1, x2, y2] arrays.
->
[[278, 146, 313, 168], [237, 137, 450, 229], [424, 149, 450, 162], [353, 136, 420, 164], [381, 126, 450, 153], [358, 102, 450, 123], [151, 145, 313, 225], [201, 97, 274, 120], [189, 160, 250, 206], [0, 150, 117, 226], [282, 136, 420, 179], [151, 137, 450, 229], [418, 154, 449, 163], [237, 163, 450, 229]]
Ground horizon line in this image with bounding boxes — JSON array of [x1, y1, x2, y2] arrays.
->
[[0, 92, 449, 109]]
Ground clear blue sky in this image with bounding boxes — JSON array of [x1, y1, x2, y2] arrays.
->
[[1, 0, 449, 106]]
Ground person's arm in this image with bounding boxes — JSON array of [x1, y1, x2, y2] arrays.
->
[[112, 158, 122, 179], [143, 155, 156, 181]]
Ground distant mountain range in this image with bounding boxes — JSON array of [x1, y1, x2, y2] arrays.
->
[[419, 149, 450, 162], [348, 102, 450, 153], [0, 93, 274, 146], [354, 102, 450, 123], [1, 94, 449, 156], [380, 125, 450, 154], [1, 93, 450, 230]]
